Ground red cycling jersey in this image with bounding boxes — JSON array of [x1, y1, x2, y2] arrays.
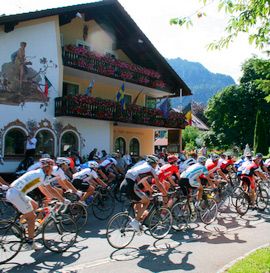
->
[[220, 159, 234, 169], [158, 163, 179, 183], [200, 160, 220, 179]]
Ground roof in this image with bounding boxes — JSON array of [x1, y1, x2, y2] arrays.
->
[[154, 138, 168, 146], [0, 0, 192, 97]]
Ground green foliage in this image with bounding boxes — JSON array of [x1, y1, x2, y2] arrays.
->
[[182, 126, 200, 148], [205, 57, 270, 150], [254, 110, 268, 155], [171, 0, 270, 50]]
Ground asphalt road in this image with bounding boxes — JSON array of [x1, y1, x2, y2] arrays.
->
[[1, 203, 270, 273]]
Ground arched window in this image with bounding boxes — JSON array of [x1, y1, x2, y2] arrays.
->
[[61, 132, 78, 156], [36, 130, 54, 156], [129, 138, 140, 159], [4, 129, 26, 156], [114, 137, 126, 155]]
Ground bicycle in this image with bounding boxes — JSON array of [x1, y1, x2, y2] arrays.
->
[[236, 180, 269, 216], [0, 200, 78, 264], [0, 189, 16, 221], [86, 185, 115, 220], [106, 192, 173, 249]]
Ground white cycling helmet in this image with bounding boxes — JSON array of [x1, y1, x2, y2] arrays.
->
[[211, 153, 220, 161], [146, 155, 159, 164], [88, 161, 100, 168], [198, 156, 207, 164], [56, 157, 71, 166]]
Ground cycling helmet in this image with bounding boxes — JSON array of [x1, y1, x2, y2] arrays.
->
[[256, 153, 263, 159], [142, 155, 147, 160], [190, 153, 198, 159], [93, 155, 101, 161], [185, 158, 197, 166], [241, 155, 245, 160], [56, 157, 71, 166], [227, 155, 232, 160], [111, 152, 118, 158], [159, 153, 165, 158], [211, 153, 220, 161], [246, 152, 252, 157], [168, 155, 178, 163], [88, 161, 100, 168], [252, 156, 260, 163], [70, 150, 79, 157], [146, 155, 159, 165], [198, 156, 207, 164], [40, 158, 55, 167], [220, 153, 226, 158]]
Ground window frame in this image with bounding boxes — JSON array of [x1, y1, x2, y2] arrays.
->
[[76, 39, 93, 53]]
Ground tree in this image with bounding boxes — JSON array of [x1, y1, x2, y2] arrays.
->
[[170, 0, 270, 50], [182, 126, 200, 151], [254, 110, 268, 155], [204, 58, 270, 150]]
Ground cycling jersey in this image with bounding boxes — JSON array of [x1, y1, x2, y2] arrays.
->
[[179, 158, 197, 173], [200, 160, 220, 179], [125, 161, 158, 185], [100, 158, 117, 170], [26, 162, 41, 172], [73, 168, 98, 182], [157, 163, 179, 182], [234, 159, 245, 170], [48, 166, 66, 183], [181, 163, 209, 186], [10, 168, 50, 194], [241, 162, 261, 177], [220, 159, 234, 169]]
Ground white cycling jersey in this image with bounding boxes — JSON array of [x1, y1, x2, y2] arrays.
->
[[100, 158, 117, 169], [179, 158, 197, 173], [10, 168, 50, 194], [125, 161, 158, 185], [73, 168, 98, 182], [27, 161, 42, 172], [48, 166, 66, 184], [181, 162, 209, 184]]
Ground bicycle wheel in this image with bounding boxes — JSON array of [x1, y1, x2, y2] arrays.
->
[[42, 214, 78, 253], [218, 186, 231, 212], [256, 189, 269, 211], [199, 198, 218, 225], [235, 192, 249, 216], [171, 201, 189, 231], [0, 221, 23, 264], [231, 186, 244, 207], [67, 203, 88, 231], [92, 193, 115, 220], [0, 200, 16, 221], [106, 212, 135, 249], [148, 207, 172, 239]]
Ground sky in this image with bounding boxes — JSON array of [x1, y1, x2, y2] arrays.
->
[[2, 0, 267, 83]]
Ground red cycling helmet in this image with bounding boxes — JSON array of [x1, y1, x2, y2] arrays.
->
[[39, 158, 55, 167], [159, 152, 165, 158], [168, 155, 178, 163]]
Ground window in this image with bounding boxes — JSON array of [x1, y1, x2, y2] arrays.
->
[[129, 138, 140, 157], [60, 33, 63, 47], [63, 82, 79, 96], [104, 49, 118, 59], [114, 137, 126, 155], [61, 132, 78, 156], [36, 130, 54, 156], [145, 95, 156, 109], [125, 94, 132, 105], [4, 129, 26, 156], [76, 39, 93, 52]]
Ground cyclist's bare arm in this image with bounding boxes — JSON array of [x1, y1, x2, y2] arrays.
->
[[57, 178, 79, 193], [98, 169, 108, 181], [167, 174, 178, 187], [217, 169, 229, 182], [0, 176, 9, 187], [45, 184, 65, 202], [153, 177, 167, 195], [95, 177, 108, 187]]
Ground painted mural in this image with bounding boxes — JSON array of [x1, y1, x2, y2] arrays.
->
[[0, 41, 57, 106]]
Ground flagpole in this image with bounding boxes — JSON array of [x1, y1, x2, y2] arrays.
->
[[179, 88, 182, 112]]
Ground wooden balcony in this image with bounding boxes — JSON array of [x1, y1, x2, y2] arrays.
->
[[55, 95, 187, 129], [62, 45, 168, 90]]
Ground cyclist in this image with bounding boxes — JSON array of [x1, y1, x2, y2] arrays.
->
[[255, 153, 269, 178], [120, 155, 167, 232], [6, 158, 70, 250], [179, 156, 216, 210], [240, 156, 263, 209], [220, 154, 237, 177], [179, 153, 198, 174]]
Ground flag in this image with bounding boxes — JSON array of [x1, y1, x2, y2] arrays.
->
[[158, 97, 169, 121], [44, 76, 52, 97], [83, 79, 95, 96], [116, 84, 126, 110], [133, 90, 143, 104], [183, 102, 192, 125]]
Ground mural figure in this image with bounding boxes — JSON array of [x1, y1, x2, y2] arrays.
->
[[0, 41, 57, 105]]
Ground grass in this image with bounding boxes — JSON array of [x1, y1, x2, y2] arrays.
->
[[225, 246, 270, 272]]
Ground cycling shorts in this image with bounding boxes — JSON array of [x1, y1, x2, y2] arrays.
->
[[120, 178, 147, 201], [72, 179, 90, 191], [241, 175, 255, 190], [100, 166, 110, 176], [221, 168, 229, 174], [6, 187, 33, 214], [179, 178, 199, 196]]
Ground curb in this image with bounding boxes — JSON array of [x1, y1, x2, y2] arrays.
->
[[217, 242, 270, 273]]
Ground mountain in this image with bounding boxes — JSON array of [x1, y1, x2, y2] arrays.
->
[[166, 57, 236, 107]]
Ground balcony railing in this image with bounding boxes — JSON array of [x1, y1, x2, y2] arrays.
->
[[62, 45, 167, 90], [55, 95, 187, 129]]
